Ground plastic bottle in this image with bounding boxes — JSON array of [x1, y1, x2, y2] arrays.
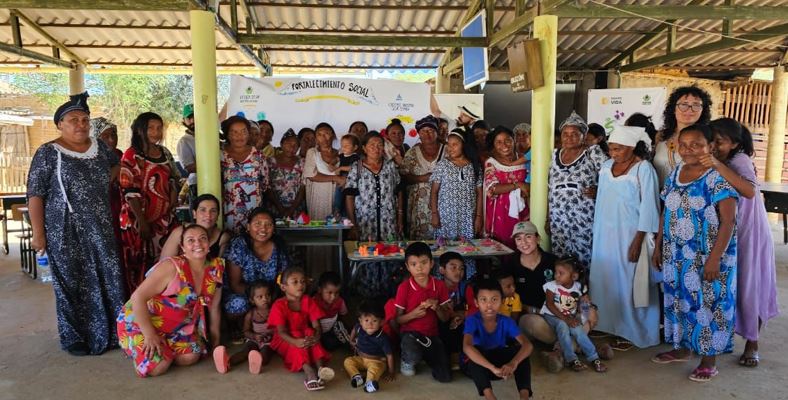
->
[[580, 300, 590, 325], [37, 251, 52, 283]]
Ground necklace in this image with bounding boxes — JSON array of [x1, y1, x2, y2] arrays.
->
[[613, 156, 637, 177]]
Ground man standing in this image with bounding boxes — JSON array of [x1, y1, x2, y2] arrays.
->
[[177, 104, 197, 201]]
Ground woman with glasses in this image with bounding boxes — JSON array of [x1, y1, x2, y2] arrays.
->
[[653, 86, 713, 189]]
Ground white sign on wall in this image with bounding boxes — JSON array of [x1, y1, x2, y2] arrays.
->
[[226, 75, 431, 146], [587, 87, 667, 134]]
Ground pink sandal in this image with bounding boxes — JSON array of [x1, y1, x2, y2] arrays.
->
[[212, 346, 229, 374], [688, 366, 718, 382], [248, 350, 263, 374]]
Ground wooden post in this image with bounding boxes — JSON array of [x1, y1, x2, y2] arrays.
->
[[607, 69, 620, 89], [68, 64, 84, 95], [530, 15, 557, 249], [765, 65, 787, 183], [190, 9, 222, 221], [435, 67, 450, 94]]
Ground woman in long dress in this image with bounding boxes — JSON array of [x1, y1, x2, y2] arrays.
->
[[27, 92, 125, 356], [401, 115, 445, 240], [590, 125, 661, 349], [483, 126, 528, 250], [267, 130, 305, 219], [303, 122, 340, 220]]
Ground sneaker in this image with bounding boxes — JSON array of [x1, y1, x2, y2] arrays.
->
[[350, 374, 364, 388], [364, 380, 380, 393], [400, 362, 416, 376]]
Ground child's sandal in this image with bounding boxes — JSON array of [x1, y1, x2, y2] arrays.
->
[[592, 359, 607, 373], [304, 380, 324, 391], [569, 359, 587, 372]]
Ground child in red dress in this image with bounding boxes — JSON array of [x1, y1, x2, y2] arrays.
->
[[269, 267, 335, 391]]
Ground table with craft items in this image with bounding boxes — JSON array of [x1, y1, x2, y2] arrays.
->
[[761, 182, 788, 244], [1, 194, 26, 255], [344, 238, 515, 282], [276, 222, 353, 281]]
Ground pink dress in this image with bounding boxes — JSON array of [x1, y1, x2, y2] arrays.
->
[[728, 153, 779, 341], [483, 157, 528, 249]]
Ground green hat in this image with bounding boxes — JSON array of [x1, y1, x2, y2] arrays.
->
[[183, 104, 194, 118]]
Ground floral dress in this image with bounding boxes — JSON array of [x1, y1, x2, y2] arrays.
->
[[268, 156, 305, 219], [660, 164, 737, 356], [223, 236, 289, 315], [27, 139, 125, 355], [483, 157, 528, 250], [221, 147, 270, 234], [120, 145, 179, 296], [547, 145, 607, 266], [345, 159, 401, 242], [401, 144, 444, 240], [117, 256, 224, 377]]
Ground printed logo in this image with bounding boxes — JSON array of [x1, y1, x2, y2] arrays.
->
[[388, 93, 414, 112], [642, 94, 652, 105]]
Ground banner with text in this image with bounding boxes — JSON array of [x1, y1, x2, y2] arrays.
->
[[227, 75, 431, 146], [587, 87, 667, 135]]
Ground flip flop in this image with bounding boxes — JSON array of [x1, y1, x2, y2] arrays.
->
[[248, 350, 263, 374], [304, 380, 324, 391], [738, 351, 760, 368], [651, 350, 690, 364], [611, 339, 634, 351], [212, 346, 229, 374], [688, 366, 718, 382]]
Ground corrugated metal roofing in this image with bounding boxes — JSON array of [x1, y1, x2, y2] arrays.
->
[[0, 1, 786, 73]]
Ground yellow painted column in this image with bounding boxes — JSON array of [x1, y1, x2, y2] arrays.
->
[[68, 64, 85, 95], [765, 65, 787, 183], [190, 10, 222, 219], [435, 66, 450, 94], [530, 15, 557, 250]]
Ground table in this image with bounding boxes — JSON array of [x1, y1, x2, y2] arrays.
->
[[276, 223, 353, 281], [1, 194, 26, 255], [761, 182, 788, 244], [345, 238, 515, 282]]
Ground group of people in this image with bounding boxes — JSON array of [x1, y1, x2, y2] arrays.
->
[[25, 85, 778, 397]]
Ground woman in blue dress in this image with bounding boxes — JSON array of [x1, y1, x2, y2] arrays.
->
[[590, 125, 661, 349], [27, 92, 125, 355], [651, 124, 737, 383]]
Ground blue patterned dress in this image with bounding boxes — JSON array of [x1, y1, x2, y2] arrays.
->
[[660, 164, 738, 356], [26, 138, 125, 354], [222, 236, 288, 314]]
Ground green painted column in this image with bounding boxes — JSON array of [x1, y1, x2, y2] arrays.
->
[[190, 9, 222, 223], [530, 15, 557, 250], [766, 65, 787, 183]]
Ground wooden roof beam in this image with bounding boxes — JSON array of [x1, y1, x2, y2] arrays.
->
[[620, 22, 788, 72], [553, 4, 788, 20], [10, 9, 87, 65], [0, 42, 74, 68], [238, 33, 486, 48], [0, 0, 190, 11]]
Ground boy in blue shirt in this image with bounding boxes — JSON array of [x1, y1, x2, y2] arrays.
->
[[345, 300, 395, 393], [464, 279, 533, 400]]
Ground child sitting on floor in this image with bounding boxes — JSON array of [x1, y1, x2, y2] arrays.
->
[[313, 271, 350, 350], [213, 280, 274, 374], [494, 268, 523, 321], [395, 242, 453, 382], [269, 267, 335, 391], [463, 279, 533, 400], [541, 258, 607, 373], [344, 299, 396, 393], [437, 252, 474, 370]]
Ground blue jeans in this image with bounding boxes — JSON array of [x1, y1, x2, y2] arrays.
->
[[543, 314, 599, 363]]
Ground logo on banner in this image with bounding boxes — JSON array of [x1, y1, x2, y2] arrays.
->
[[642, 94, 652, 105], [240, 86, 260, 106], [388, 93, 415, 112]]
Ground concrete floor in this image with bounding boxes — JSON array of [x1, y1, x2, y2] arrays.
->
[[1, 221, 787, 400]]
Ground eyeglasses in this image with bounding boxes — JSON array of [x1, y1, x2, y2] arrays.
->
[[676, 103, 703, 112]]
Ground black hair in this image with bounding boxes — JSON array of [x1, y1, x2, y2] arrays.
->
[[587, 123, 609, 155], [485, 125, 514, 154], [472, 120, 490, 132], [473, 279, 503, 298], [280, 266, 305, 285], [180, 224, 215, 260], [257, 119, 274, 134], [709, 117, 754, 160], [315, 122, 336, 138], [358, 299, 386, 320], [679, 123, 714, 144], [191, 193, 220, 212], [447, 129, 483, 181], [317, 271, 342, 288], [130, 112, 164, 154], [386, 118, 404, 134], [438, 251, 464, 268], [247, 280, 274, 300], [361, 130, 384, 148], [492, 267, 514, 282], [555, 256, 587, 293], [438, 117, 448, 125], [625, 112, 657, 142], [220, 115, 251, 142], [661, 86, 713, 140], [242, 207, 290, 269], [349, 121, 369, 135], [341, 133, 360, 148], [297, 127, 315, 140], [404, 241, 432, 261]]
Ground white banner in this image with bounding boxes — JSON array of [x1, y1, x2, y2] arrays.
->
[[226, 76, 431, 146], [587, 87, 667, 135]]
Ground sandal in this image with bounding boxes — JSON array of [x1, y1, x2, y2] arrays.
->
[[651, 350, 690, 364], [568, 359, 587, 372], [212, 346, 229, 374], [611, 339, 634, 351], [591, 359, 607, 373], [688, 366, 718, 382], [738, 351, 760, 368], [304, 379, 324, 391]]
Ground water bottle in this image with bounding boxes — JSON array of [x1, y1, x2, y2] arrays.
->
[[580, 300, 591, 325], [37, 251, 52, 284]]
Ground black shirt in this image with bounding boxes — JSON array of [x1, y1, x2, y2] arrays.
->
[[339, 153, 360, 170], [509, 251, 557, 308]]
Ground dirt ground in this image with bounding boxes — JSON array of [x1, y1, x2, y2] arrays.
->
[[1, 221, 787, 400]]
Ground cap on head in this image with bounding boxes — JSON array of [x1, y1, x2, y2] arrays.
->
[[511, 221, 538, 238], [183, 104, 194, 119]]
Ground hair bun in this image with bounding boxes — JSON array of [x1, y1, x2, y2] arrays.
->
[[391, 118, 401, 124]]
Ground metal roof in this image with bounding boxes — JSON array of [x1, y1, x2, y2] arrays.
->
[[0, 1, 786, 75]]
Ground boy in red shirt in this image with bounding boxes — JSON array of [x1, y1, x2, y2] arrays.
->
[[395, 242, 452, 382], [313, 271, 350, 351]]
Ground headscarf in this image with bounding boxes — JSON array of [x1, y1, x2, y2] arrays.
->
[[608, 125, 652, 151], [558, 111, 588, 135], [89, 117, 116, 139], [53, 91, 90, 123], [415, 115, 440, 132], [281, 128, 297, 141]]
